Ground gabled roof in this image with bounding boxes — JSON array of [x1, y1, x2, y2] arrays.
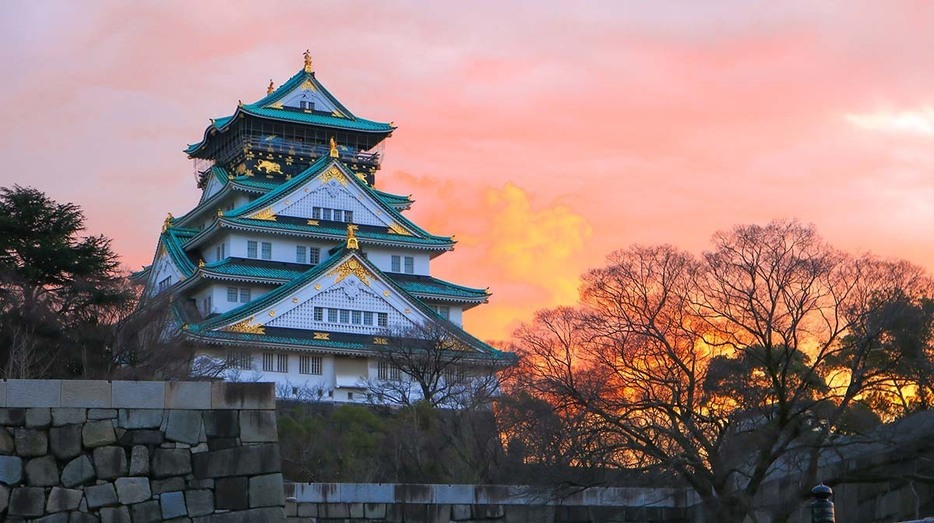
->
[[182, 247, 511, 362], [185, 67, 395, 156]]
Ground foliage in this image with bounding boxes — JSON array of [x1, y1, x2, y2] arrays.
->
[[507, 221, 934, 521], [0, 186, 133, 377]]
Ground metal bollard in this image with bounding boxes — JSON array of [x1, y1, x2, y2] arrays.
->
[[811, 483, 835, 523]]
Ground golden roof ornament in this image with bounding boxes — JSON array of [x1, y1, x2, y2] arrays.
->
[[346, 223, 359, 250], [162, 213, 173, 233], [267, 80, 275, 95], [198, 259, 205, 268], [329, 136, 339, 158], [303, 50, 313, 73]]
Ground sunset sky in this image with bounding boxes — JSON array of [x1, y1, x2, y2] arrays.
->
[[2, 2, 933, 342]]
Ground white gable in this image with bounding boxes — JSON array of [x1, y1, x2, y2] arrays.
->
[[200, 173, 224, 203], [148, 247, 185, 297], [216, 255, 431, 336], [248, 164, 416, 233], [272, 79, 343, 115]]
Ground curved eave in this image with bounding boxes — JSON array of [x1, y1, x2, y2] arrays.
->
[[218, 218, 455, 251]]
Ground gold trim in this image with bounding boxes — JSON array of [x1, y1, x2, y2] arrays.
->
[[313, 332, 330, 340], [303, 50, 313, 73], [267, 79, 275, 95], [320, 165, 347, 186], [292, 297, 299, 303], [329, 137, 339, 158], [387, 222, 412, 236], [373, 337, 389, 345], [328, 258, 371, 286], [355, 172, 369, 185], [383, 290, 390, 297], [162, 213, 173, 233], [256, 160, 282, 175], [307, 219, 320, 226], [251, 208, 277, 221], [301, 78, 316, 91], [314, 284, 321, 290], [268, 310, 276, 317], [346, 224, 359, 250], [226, 317, 265, 335]]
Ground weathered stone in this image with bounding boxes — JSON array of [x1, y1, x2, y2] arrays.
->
[[131, 500, 162, 521], [0, 483, 8, 512], [191, 507, 287, 522], [14, 428, 48, 456], [50, 424, 83, 460], [130, 445, 149, 476], [206, 437, 239, 451], [0, 455, 23, 485], [239, 410, 278, 443], [166, 381, 212, 409], [9, 486, 45, 517], [69, 512, 101, 523], [92, 446, 127, 480], [25, 455, 59, 486], [99, 505, 131, 523], [0, 408, 26, 425], [192, 443, 280, 478], [211, 382, 275, 409], [115, 476, 151, 504], [118, 429, 164, 446], [46, 486, 83, 513], [88, 408, 117, 420], [61, 455, 95, 487], [188, 478, 214, 489], [0, 426, 13, 454], [249, 473, 285, 508], [51, 408, 87, 426], [187, 488, 214, 516], [82, 420, 116, 448], [152, 476, 186, 494], [26, 407, 51, 428], [35, 513, 70, 523], [7, 379, 62, 407], [165, 410, 203, 445], [117, 409, 163, 429], [161, 490, 188, 519], [215, 476, 248, 510], [85, 482, 118, 509], [151, 447, 191, 477], [61, 380, 112, 408], [191, 442, 209, 453], [202, 411, 239, 438], [112, 381, 165, 409], [365, 503, 385, 519]]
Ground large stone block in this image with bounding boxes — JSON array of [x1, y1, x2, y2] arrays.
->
[[192, 443, 281, 478], [0, 455, 23, 485], [191, 506, 287, 522], [117, 409, 164, 429], [187, 488, 214, 516], [130, 445, 149, 476], [151, 476, 185, 494], [161, 490, 188, 519], [7, 379, 61, 407], [132, 500, 162, 521], [0, 426, 13, 454], [50, 424, 82, 460], [100, 505, 131, 523], [211, 382, 275, 409], [115, 476, 151, 504], [249, 473, 285, 508], [88, 408, 117, 420], [215, 476, 248, 510], [151, 448, 192, 478], [15, 428, 48, 456], [239, 410, 278, 443], [0, 407, 26, 425], [93, 446, 128, 480], [25, 455, 59, 486], [0, 483, 8, 513], [82, 420, 116, 448], [9, 486, 45, 517], [112, 381, 165, 409], [202, 410, 239, 438], [118, 429, 164, 446], [35, 513, 70, 523], [51, 408, 87, 426], [86, 482, 118, 509], [69, 512, 101, 523], [61, 380, 112, 408], [166, 381, 212, 409], [26, 407, 51, 428], [61, 455, 95, 487], [165, 409, 203, 445], [46, 486, 83, 513]]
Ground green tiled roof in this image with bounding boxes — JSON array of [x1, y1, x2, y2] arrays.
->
[[185, 68, 394, 156], [391, 274, 489, 302], [202, 258, 306, 281], [223, 216, 453, 248]]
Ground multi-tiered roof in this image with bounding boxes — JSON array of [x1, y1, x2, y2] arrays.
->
[[134, 53, 512, 385]]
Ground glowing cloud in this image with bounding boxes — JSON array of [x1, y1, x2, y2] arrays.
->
[[845, 108, 934, 136]]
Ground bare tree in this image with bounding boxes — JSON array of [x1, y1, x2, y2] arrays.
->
[[512, 221, 934, 521]]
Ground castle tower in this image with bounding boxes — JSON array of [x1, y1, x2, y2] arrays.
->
[[134, 53, 512, 402]]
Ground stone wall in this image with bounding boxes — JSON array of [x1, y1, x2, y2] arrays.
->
[[0, 380, 286, 522]]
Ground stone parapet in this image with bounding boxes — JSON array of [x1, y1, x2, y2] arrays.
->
[[0, 380, 284, 522]]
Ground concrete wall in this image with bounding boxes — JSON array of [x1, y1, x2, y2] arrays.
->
[[0, 380, 286, 522]]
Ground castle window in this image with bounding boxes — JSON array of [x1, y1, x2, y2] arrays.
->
[[227, 287, 251, 303], [300, 100, 315, 111], [276, 353, 289, 373], [296, 245, 306, 263], [432, 305, 450, 320], [309, 247, 320, 265], [299, 355, 322, 375], [226, 350, 252, 370], [201, 296, 212, 316], [261, 242, 272, 260], [333, 210, 343, 222], [404, 256, 414, 274], [391, 255, 401, 272], [351, 311, 362, 325], [158, 276, 172, 293], [215, 243, 226, 261], [262, 352, 274, 372], [339, 309, 350, 324], [378, 361, 401, 381], [247, 241, 258, 259], [363, 312, 373, 325], [314, 307, 324, 322], [312, 207, 321, 220], [327, 309, 338, 322], [377, 313, 388, 327]]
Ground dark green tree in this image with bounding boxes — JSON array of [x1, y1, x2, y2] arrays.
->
[[0, 185, 132, 377]]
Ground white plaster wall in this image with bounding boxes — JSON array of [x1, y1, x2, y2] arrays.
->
[[224, 232, 333, 266], [364, 247, 431, 276]]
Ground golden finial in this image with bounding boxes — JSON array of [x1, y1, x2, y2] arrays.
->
[[198, 259, 205, 268], [303, 50, 313, 73], [347, 223, 359, 250], [217, 209, 224, 217], [329, 136, 339, 158], [267, 80, 275, 95], [162, 213, 173, 233], [238, 100, 243, 107], [182, 323, 190, 331]]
